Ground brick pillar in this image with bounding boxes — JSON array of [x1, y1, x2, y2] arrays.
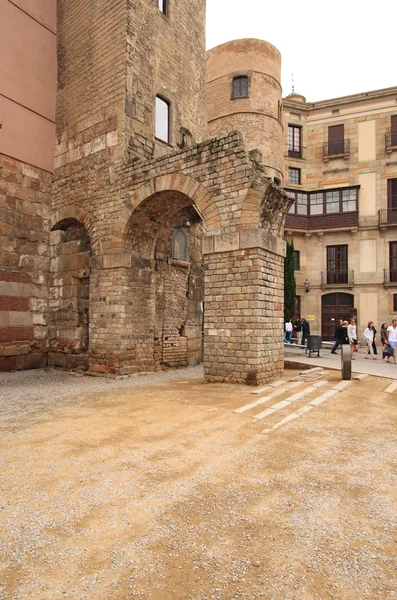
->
[[88, 254, 155, 375], [203, 230, 285, 385]]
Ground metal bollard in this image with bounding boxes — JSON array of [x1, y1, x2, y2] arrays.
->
[[341, 345, 352, 380]]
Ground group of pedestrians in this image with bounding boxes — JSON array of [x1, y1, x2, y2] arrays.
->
[[330, 317, 397, 362], [284, 318, 311, 346], [330, 318, 360, 359]]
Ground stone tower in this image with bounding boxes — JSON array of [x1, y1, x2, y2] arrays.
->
[[1, 3, 290, 384], [206, 39, 284, 184]]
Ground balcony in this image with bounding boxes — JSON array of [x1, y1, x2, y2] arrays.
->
[[384, 269, 397, 286], [288, 148, 302, 159], [321, 270, 354, 289], [323, 139, 350, 162], [285, 211, 358, 231], [378, 209, 397, 227], [385, 132, 397, 154]]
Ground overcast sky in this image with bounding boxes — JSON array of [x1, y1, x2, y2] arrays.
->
[[206, 0, 397, 103]]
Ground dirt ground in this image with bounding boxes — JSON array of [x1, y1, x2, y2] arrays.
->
[[0, 367, 396, 600]]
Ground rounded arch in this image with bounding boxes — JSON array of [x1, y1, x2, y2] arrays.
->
[[112, 173, 221, 250], [50, 206, 91, 233]]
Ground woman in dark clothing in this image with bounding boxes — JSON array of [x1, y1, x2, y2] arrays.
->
[[380, 322, 388, 347]]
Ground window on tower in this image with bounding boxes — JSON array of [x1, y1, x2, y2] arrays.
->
[[232, 76, 249, 99], [158, 0, 167, 14], [155, 96, 170, 143]]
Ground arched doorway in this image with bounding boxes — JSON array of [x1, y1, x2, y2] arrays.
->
[[49, 219, 92, 370], [321, 293, 355, 341], [125, 190, 205, 370]]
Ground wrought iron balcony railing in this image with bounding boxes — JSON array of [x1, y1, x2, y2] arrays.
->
[[378, 209, 397, 226], [385, 132, 397, 152], [384, 269, 397, 286], [321, 270, 354, 288], [323, 139, 350, 160]]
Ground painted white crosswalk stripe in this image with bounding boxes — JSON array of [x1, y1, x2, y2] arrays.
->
[[384, 381, 397, 394], [234, 381, 297, 414]]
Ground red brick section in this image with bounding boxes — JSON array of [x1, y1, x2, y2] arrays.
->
[[0, 327, 34, 342], [0, 357, 17, 370], [0, 272, 30, 283], [0, 297, 29, 311]]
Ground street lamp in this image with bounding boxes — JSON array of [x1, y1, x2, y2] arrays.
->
[[304, 279, 310, 293]]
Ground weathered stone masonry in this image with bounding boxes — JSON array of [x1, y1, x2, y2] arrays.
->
[[1, 0, 290, 385]]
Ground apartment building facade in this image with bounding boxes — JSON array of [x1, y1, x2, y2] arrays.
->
[[283, 88, 397, 339]]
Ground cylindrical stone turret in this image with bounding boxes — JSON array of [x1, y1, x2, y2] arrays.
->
[[206, 39, 284, 183]]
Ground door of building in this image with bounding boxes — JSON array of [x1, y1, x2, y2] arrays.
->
[[321, 293, 355, 341]]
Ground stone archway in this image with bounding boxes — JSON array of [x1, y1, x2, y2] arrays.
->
[[48, 217, 92, 371], [122, 188, 205, 371]]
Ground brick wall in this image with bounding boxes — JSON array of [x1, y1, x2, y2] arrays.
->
[[0, 154, 51, 370]]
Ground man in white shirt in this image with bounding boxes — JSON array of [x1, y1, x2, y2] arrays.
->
[[387, 319, 397, 362], [285, 319, 293, 343]]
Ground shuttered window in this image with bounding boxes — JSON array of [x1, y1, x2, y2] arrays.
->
[[388, 179, 397, 211], [392, 116, 397, 146], [328, 124, 344, 155]]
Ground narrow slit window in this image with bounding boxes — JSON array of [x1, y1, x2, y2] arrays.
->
[[232, 76, 248, 98], [158, 0, 167, 14], [155, 96, 170, 143]]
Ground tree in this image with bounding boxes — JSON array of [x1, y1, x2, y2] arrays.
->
[[284, 240, 296, 321]]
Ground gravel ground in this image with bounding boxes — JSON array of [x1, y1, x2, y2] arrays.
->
[[0, 367, 396, 599]]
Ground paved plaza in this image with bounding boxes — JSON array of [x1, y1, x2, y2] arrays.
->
[[0, 364, 396, 599]]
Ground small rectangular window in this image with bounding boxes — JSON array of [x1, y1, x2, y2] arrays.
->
[[392, 116, 397, 146], [288, 125, 301, 158], [296, 193, 307, 215], [394, 294, 397, 311], [288, 167, 301, 185], [310, 192, 324, 215], [232, 76, 248, 98], [342, 188, 357, 212], [155, 96, 170, 143], [158, 0, 167, 14], [326, 190, 340, 214], [294, 250, 300, 271], [328, 124, 344, 155]]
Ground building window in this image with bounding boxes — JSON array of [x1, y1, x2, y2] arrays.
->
[[172, 229, 188, 261], [392, 116, 397, 146], [388, 179, 397, 212], [232, 76, 248, 99], [390, 242, 397, 283], [394, 294, 397, 312], [310, 192, 324, 215], [327, 245, 348, 285], [294, 250, 300, 271], [325, 190, 340, 214], [286, 186, 358, 217], [327, 124, 345, 156], [155, 96, 170, 143], [287, 191, 307, 215], [158, 0, 167, 14], [288, 167, 301, 185], [288, 125, 301, 158]]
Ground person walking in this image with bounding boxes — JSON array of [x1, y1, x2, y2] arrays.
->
[[331, 319, 344, 354], [380, 322, 388, 347], [369, 324, 377, 355], [285, 319, 293, 343], [386, 319, 397, 363], [294, 318, 303, 346], [364, 322, 377, 360], [301, 317, 310, 347], [347, 318, 359, 359]]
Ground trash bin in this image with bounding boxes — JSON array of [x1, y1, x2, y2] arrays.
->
[[307, 335, 322, 357]]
